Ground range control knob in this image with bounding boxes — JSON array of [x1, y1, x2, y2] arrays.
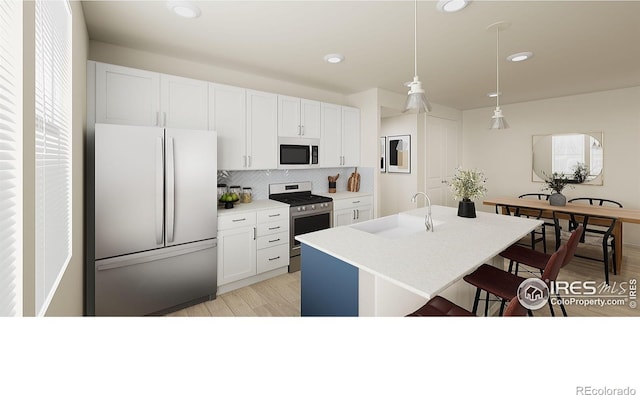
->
[[301, 206, 306, 211], [311, 205, 316, 210], [297, 207, 302, 212]]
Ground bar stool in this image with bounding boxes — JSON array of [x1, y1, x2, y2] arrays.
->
[[499, 224, 584, 316], [406, 295, 527, 317], [463, 244, 567, 316]]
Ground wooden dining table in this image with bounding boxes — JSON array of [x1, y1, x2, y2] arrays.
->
[[483, 196, 640, 273]]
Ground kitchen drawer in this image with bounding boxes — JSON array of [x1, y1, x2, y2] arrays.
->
[[256, 243, 289, 273], [256, 219, 289, 237], [333, 195, 373, 211], [257, 207, 289, 223], [218, 211, 256, 230], [257, 231, 288, 250]]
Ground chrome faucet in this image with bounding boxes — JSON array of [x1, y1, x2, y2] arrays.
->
[[411, 192, 434, 232]]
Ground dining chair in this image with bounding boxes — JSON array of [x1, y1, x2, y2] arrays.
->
[[518, 193, 552, 253], [496, 200, 547, 253], [406, 295, 527, 317], [553, 211, 616, 284], [499, 225, 584, 316], [463, 244, 567, 317], [568, 197, 623, 208]]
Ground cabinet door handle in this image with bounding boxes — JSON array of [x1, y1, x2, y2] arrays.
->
[[253, 227, 257, 240], [268, 226, 280, 231], [268, 213, 280, 218], [301, 125, 304, 135], [353, 210, 356, 220], [352, 201, 360, 204], [268, 238, 281, 243], [232, 218, 247, 222], [248, 155, 252, 168], [356, 209, 359, 220], [268, 256, 280, 261], [297, 125, 301, 135]]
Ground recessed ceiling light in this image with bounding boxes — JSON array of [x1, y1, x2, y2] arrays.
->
[[507, 51, 534, 62], [324, 53, 345, 64], [436, 0, 471, 13], [167, 1, 201, 19]]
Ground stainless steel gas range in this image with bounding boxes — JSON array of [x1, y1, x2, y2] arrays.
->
[[269, 182, 333, 272]]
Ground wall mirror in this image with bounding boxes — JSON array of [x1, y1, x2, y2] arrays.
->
[[532, 132, 603, 185]]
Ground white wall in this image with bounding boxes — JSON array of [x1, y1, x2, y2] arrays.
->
[[462, 86, 640, 246]]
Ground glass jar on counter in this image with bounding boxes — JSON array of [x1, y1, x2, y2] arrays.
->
[[228, 185, 242, 202], [241, 187, 252, 203]]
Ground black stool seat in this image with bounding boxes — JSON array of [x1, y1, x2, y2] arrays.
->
[[407, 296, 474, 316]]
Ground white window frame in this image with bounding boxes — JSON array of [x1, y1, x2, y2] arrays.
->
[[35, 0, 72, 316]]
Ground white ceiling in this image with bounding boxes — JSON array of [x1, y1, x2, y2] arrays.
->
[[81, 0, 640, 110]]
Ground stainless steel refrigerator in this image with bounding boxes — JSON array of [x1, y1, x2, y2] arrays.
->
[[94, 123, 217, 316]]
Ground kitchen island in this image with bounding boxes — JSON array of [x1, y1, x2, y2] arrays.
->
[[296, 205, 541, 316]]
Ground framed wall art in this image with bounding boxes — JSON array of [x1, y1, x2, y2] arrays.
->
[[379, 136, 386, 172], [387, 134, 411, 174]]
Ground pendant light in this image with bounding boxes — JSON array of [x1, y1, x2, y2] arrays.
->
[[403, 0, 431, 113], [488, 21, 510, 129]]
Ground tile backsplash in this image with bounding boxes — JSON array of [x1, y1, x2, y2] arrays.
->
[[218, 167, 374, 200]]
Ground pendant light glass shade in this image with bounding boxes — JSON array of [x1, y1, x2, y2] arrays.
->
[[488, 21, 510, 129], [403, 0, 431, 113], [489, 107, 509, 129], [404, 77, 432, 113]]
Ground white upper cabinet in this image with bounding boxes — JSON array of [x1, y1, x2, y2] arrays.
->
[[96, 62, 160, 126], [341, 106, 361, 167], [161, 74, 209, 130], [246, 90, 278, 170], [278, 95, 321, 139], [209, 83, 246, 170], [321, 102, 342, 167], [321, 104, 360, 167], [95, 62, 208, 129]]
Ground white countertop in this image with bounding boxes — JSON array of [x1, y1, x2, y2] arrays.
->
[[217, 199, 289, 217], [315, 191, 373, 200], [295, 205, 541, 299]]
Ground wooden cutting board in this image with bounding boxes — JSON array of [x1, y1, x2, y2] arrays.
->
[[347, 168, 360, 192]]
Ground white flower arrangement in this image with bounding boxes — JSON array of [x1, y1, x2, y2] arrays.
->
[[448, 167, 488, 201]]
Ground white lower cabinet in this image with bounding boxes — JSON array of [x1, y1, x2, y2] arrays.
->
[[333, 195, 373, 227], [217, 212, 257, 285], [217, 206, 289, 293]]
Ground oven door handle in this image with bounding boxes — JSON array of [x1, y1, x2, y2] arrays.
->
[[291, 245, 301, 251]]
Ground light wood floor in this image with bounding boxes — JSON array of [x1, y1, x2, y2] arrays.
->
[[168, 243, 640, 317]]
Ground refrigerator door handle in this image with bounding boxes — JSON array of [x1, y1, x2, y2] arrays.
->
[[155, 136, 164, 245], [166, 136, 176, 243]]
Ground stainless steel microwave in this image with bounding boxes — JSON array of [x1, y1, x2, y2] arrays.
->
[[278, 137, 319, 168]]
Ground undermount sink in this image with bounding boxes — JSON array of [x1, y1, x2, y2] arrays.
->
[[350, 213, 443, 239]]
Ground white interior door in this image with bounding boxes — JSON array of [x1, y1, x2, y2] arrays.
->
[[425, 116, 460, 207]]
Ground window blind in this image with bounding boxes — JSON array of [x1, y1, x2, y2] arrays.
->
[[0, 1, 23, 317], [35, 0, 72, 315]]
